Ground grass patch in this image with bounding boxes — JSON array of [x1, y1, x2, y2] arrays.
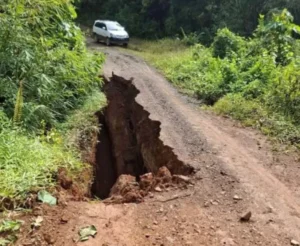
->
[[0, 125, 82, 207], [0, 219, 23, 245], [62, 91, 107, 160], [214, 94, 300, 146], [127, 38, 194, 95], [0, 91, 106, 209]]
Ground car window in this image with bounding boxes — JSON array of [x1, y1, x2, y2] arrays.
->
[[106, 22, 124, 31], [95, 22, 102, 28]]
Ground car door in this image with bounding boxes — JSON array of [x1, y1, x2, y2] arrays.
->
[[101, 23, 109, 38], [98, 23, 109, 40], [94, 22, 102, 36]]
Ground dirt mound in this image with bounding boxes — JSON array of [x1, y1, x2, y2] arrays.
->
[[106, 166, 192, 204]]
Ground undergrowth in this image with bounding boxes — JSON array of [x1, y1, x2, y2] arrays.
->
[[0, 123, 82, 206], [129, 10, 300, 148], [0, 1, 106, 211], [62, 91, 107, 159], [0, 0, 105, 131], [0, 91, 106, 209]]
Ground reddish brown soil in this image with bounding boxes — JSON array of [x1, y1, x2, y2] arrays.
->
[[15, 40, 300, 245]]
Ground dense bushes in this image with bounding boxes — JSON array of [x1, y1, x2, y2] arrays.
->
[[0, 0, 104, 130], [212, 28, 246, 59], [0, 0, 105, 207], [0, 91, 106, 207], [135, 10, 300, 146], [255, 9, 300, 65], [0, 120, 82, 205]]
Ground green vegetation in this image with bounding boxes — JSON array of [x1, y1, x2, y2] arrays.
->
[[0, 0, 104, 131], [0, 219, 22, 245], [131, 10, 300, 147], [0, 91, 105, 208], [0, 0, 105, 208], [62, 91, 107, 157], [77, 0, 300, 43], [0, 120, 81, 204]]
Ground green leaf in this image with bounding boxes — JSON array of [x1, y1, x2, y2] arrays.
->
[[78, 225, 97, 242], [292, 26, 300, 34], [0, 220, 22, 246], [0, 238, 11, 246], [0, 220, 22, 233], [37, 190, 57, 206]]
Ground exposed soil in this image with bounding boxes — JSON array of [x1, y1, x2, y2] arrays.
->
[[91, 112, 116, 199], [92, 74, 193, 200], [15, 40, 300, 245]]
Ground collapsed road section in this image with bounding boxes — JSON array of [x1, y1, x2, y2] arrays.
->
[[92, 74, 194, 199]]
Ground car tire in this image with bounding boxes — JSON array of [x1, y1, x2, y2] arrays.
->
[[123, 43, 128, 48], [106, 38, 111, 46], [93, 33, 99, 43]]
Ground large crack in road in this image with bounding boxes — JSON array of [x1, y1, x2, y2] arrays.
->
[[92, 74, 193, 199], [35, 40, 300, 245], [99, 45, 300, 244]]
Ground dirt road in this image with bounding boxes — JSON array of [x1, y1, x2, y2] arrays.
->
[[20, 42, 300, 245]]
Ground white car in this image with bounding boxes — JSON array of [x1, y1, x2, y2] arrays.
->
[[93, 20, 129, 47]]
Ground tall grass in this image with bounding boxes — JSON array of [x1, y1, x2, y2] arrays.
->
[[0, 91, 106, 208], [0, 125, 82, 204], [62, 91, 107, 155]]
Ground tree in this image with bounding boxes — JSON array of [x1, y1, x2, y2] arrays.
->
[[77, 0, 300, 40], [0, 0, 104, 130]]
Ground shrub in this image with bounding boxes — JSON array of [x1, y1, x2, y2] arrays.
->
[[255, 9, 300, 65], [0, 124, 83, 206], [181, 28, 200, 46], [266, 62, 300, 122], [211, 28, 246, 59], [0, 0, 104, 130], [237, 51, 278, 98]]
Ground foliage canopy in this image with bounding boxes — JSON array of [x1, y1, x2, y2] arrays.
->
[[0, 0, 105, 208], [0, 0, 104, 130], [77, 0, 300, 43]]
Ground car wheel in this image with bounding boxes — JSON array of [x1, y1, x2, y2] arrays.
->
[[106, 38, 110, 46], [93, 33, 99, 43], [123, 43, 128, 48]]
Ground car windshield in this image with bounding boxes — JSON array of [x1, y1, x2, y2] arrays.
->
[[107, 22, 124, 31]]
